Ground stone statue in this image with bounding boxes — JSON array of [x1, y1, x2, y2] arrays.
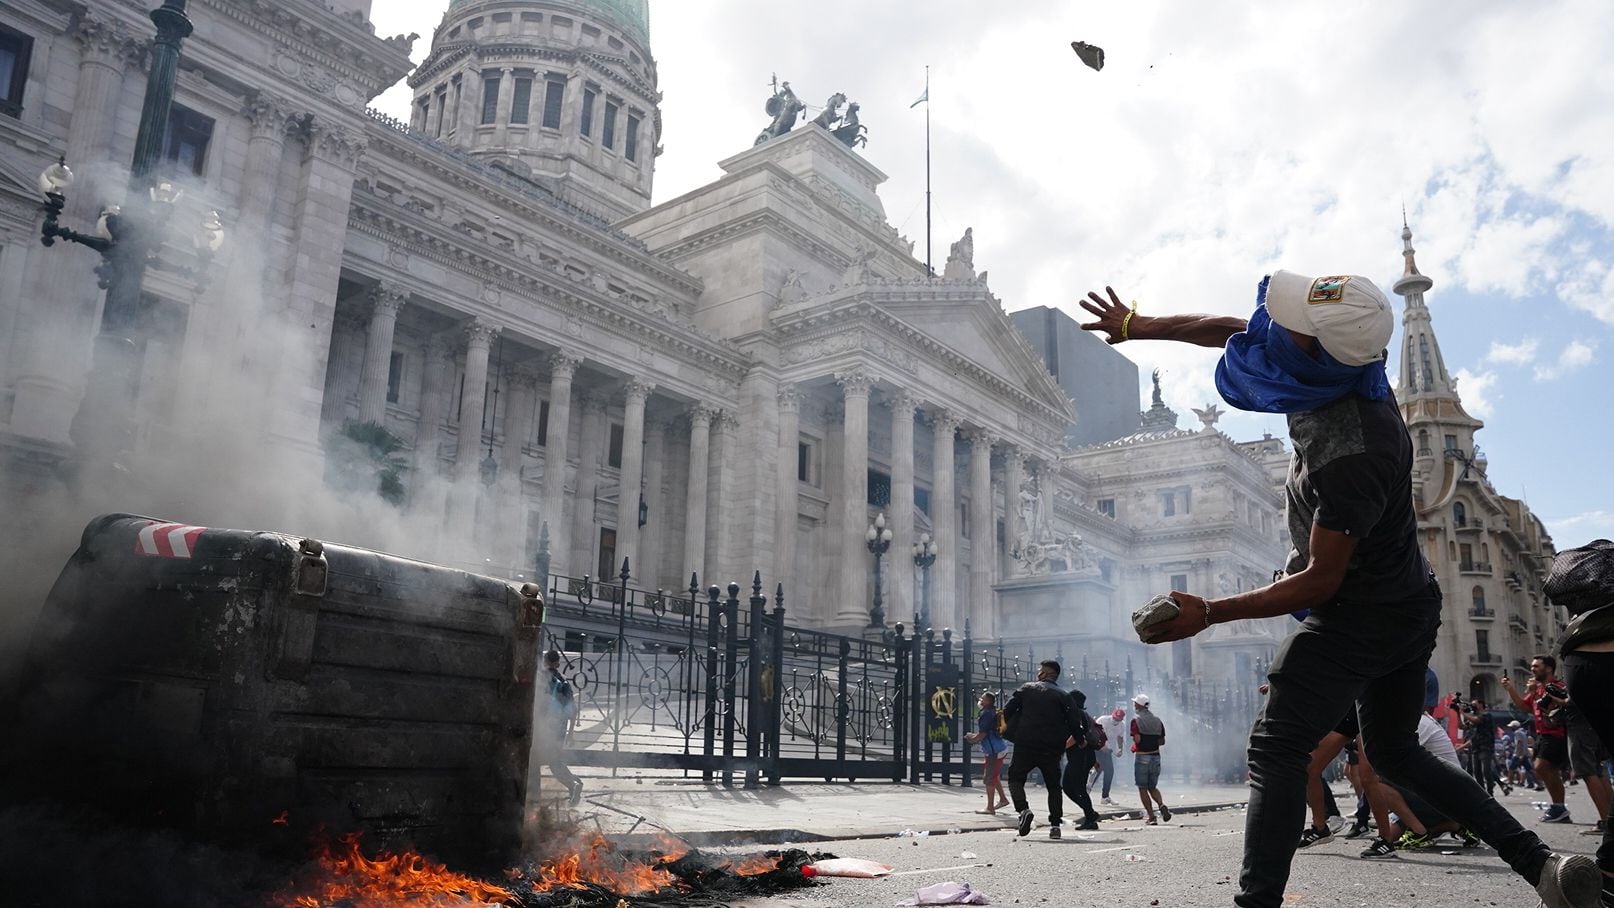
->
[[755, 77, 805, 146], [811, 93, 847, 130], [779, 268, 807, 304], [1192, 403, 1223, 432], [839, 246, 878, 286], [832, 102, 868, 149], [943, 228, 975, 280]]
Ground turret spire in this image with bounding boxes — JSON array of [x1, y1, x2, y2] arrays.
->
[[1391, 219, 1478, 434]]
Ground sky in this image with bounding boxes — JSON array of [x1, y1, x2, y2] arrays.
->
[[369, 0, 1614, 545]]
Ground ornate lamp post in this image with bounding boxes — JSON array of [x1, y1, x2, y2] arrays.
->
[[36, 0, 218, 481], [912, 531, 937, 630], [864, 511, 893, 628]]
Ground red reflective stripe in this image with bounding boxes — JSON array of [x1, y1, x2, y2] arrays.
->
[[133, 522, 207, 558]]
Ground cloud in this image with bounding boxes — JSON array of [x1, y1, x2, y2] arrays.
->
[[1533, 339, 1597, 381], [1486, 338, 1539, 366], [1452, 368, 1499, 418], [1545, 510, 1614, 546]]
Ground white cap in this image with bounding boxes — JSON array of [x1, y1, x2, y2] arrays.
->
[[1133, 694, 1150, 707], [1264, 271, 1394, 367]]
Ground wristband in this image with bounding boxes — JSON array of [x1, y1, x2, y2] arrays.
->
[[1120, 300, 1139, 341], [1203, 599, 1213, 629]]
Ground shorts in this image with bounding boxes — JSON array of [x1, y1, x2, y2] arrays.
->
[[1135, 753, 1161, 788], [1568, 719, 1609, 778], [1535, 733, 1570, 770]]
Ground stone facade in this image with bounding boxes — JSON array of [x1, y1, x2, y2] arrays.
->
[[2, 0, 1291, 681]]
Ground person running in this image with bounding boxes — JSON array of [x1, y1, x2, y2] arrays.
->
[[542, 649, 584, 804], [1083, 271, 1599, 908], [1090, 707, 1126, 805], [964, 691, 1010, 814], [1060, 688, 1105, 831], [1130, 694, 1170, 825], [1001, 660, 1085, 839], [1504, 656, 1574, 823]]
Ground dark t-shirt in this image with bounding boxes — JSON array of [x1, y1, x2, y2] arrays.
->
[[1284, 392, 1428, 603], [1468, 711, 1497, 748]]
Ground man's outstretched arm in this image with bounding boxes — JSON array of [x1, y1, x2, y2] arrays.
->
[[1079, 286, 1247, 349]]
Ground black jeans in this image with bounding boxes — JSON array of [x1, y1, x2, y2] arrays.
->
[[1470, 747, 1497, 795], [1563, 650, 1614, 874], [1061, 747, 1100, 823], [1008, 746, 1064, 826], [1235, 583, 1552, 908]]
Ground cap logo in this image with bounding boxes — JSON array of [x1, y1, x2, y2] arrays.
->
[[1308, 276, 1351, 304]]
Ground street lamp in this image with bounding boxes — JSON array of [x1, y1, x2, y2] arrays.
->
[[865, 511, 893, 628], [36, 0, 211, 483], [912, 532, 938, 631]]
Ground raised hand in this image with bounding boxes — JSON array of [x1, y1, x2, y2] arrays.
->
[[1078, 286, 1133, 345]]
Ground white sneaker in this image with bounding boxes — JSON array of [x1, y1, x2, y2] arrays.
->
[[1533, 853, 1599, 908], [1102, 797, 1117, 806]]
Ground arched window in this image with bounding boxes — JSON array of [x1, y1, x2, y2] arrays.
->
[[1418, 430, 1430, 454], [1472, 586, 1486, 615], [1453, 501, 1467, 528]]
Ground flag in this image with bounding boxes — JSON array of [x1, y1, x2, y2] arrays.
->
[[910, 87, 928, 108]]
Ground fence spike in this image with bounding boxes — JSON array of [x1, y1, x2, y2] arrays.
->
[[752, 570, 763, 598]]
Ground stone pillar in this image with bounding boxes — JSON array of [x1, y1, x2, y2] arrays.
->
[[570, 393, 608, 577], [239, 95, 298, 230], [775, 385, 801, 596], [454, 320, 498, 476], [968, 431, 997, 637], [836, 371, 873, 627], [494, 66, 514, 143], [930, 409, 962, 631], [412, 335, 453, 500], [615, 379, 654, 581], [1003, 446, 1025, 577], [683, 405, 716, 585], [888, 390, 917, 624], [641, 416, 668, 588], [706, 411, 736, 585], [496, 367, 538, 567], [8, 15, 140, 442], [541, 352, 580, 576], [356, 284, 407, 426]]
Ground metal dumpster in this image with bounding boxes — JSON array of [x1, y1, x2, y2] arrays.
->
[[4, 513, 544, 866]]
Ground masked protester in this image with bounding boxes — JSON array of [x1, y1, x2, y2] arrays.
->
[[1080, 273, 1599, 908]]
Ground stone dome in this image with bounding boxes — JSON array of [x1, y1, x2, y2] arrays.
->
[[446, 0, 648, 42]]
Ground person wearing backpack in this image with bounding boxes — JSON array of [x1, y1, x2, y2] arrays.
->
[[1059, 687, 1105, 831], [964, 691, 1010, 814], [543, 649, 584, 805]]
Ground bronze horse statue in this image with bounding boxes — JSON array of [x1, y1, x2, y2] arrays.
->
[[755, 81, 806, 145]]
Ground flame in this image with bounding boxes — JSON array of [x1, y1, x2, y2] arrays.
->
[[723, 854, 782, 876], [526, 835, 679, 895], [275, 833, 512, 908]]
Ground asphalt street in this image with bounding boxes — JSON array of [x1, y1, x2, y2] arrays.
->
[[729, 785, 1608, 907]]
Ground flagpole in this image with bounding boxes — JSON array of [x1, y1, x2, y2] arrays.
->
[[924, 65, 932, 278]]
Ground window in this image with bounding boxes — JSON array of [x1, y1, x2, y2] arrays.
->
[[1472, 586, 1486, 615], [867, 469, 891, 508], [542, 79, 565, 129], [535, 399, 550, 446], [162, 105, 214, 177], [481, 76, 501, 125], [597, 528, 617, 581], [1097, 498, 1115, 519], [602, 100, 618, 149], [607, 422, 624, 468], [797, 441, 811, 483], [1453, 501, 1467, 528], [1460, 543, 1474, 572], [385, 352, 404, 404], [1417, 429, 1430, 454], [1476, 629, 1491, 662], [625, 113, 641, 161], [0, 25, 30, 118], [510, 76, 532, 124], [1170, 574, 1189, 593], [580, 88, 597, 137], [1162, 491, 1176, 517], [915, 487, 932, 517], [450, 77, 462, 129], [1445, 434, 1458, 454], [434, 88, 447, 136]]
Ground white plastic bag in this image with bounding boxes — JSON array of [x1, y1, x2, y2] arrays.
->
[[804, 858, 894, 878], [901, 881, 990, 905]]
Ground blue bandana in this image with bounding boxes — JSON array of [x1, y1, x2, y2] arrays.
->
[[1215, 276, 1390, 414]]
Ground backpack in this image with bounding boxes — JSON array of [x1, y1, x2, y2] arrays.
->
[[549, 671, 577, 721], [1091, 717, 1108, 749], [1078, 708, 1103, 750]]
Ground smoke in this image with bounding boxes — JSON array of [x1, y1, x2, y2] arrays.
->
[[1, 155, 511, 692]]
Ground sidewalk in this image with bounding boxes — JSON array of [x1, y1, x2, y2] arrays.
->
[[558, 771, 1252, 846]]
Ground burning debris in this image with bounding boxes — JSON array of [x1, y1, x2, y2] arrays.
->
[[271, 831, 826, 908]]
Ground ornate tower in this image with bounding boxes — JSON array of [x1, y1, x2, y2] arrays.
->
[[1393, 218, 1482, 485], [408, 0, 659, 220]]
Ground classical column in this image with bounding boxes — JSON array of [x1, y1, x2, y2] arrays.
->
[[930, 409, 962, 631], [356, 284, 407, 426], [412, 336, 453, 494], [615, 378, 654, 581], [496, 367, 538, 567], [836, 371, 873, 627], [454, 320, 498, 476], [968, 430, 997, 637], [641, 416, 668, 588], [888, 390, 918, 624], [570, 393, 608, 576], [541, 352, 580, 576], [1003, 446, 1026, 576], [494, 66, 514, 143], [683, 405, 716, 584], [239, 95, 298, 230], [775, 385, 802, 596]]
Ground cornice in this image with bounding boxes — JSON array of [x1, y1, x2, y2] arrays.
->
[[346, 194, 748, 386], [201, 0, 415, 98]]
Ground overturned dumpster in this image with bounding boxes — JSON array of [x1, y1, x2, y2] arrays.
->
[[4, 513, 545, 867]]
